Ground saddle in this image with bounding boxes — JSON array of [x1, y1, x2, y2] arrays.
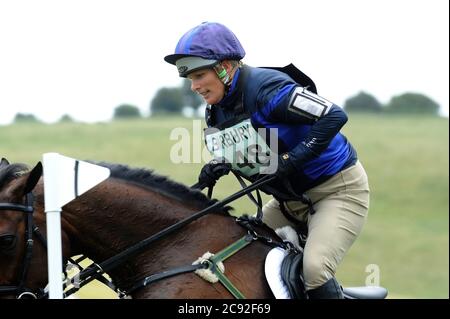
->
[[262, 224, 308, 299], [266, 248, 389, 300], [265, 245, 308, 299], [280, 250, 308, 299]]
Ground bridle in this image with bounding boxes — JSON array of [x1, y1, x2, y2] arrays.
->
[[0, 190, 114, 299], [0, 171, 281, 299], [0, 192, 47, 299]]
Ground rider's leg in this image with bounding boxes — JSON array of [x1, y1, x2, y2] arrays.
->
[[262, 198, 303, 230], [271, 161, 370, 299]]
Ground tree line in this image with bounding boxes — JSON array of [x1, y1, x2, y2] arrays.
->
[[10, 80, 441, 124], [344, 91, 440, 114]]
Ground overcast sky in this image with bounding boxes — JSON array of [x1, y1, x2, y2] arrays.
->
[[0, 0, 448, 125]]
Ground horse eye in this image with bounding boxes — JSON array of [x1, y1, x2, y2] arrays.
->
[[0, 234, 17, 252]]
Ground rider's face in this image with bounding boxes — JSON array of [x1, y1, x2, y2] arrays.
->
[[188, 69, 225, 105]]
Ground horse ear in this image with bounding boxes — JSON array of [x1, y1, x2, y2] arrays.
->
[[0, 157, 10, 168], [22, 162, 43, 195]]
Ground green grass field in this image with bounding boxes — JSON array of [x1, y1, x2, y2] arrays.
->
[[1, 114, 448, 298]]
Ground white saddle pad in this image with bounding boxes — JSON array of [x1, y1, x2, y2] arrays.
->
[[264, 247, 292, 299]]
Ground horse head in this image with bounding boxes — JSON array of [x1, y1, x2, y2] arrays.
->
[[0, 159, 47, 298]]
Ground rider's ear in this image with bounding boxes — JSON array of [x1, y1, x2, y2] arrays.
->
[[22, 162, 43, 195], [0, 158, 10, 168]]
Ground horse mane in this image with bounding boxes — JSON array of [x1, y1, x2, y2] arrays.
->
[[0, 163, 29, 189], [90, 161, 232, 213]]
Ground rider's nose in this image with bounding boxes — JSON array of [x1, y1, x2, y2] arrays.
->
[[191, 79, 200, 92]]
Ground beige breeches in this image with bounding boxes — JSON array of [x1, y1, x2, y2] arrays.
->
[[262, 161, 370, 290]]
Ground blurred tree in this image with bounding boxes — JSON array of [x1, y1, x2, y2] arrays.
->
[[113, 104, 142, 119], [59, 114, 75, 123], [344, 91, 382, 113], [150, 87, 184, 115], [385, 92, 440, 115], [181, 79, 203, 110], [14, 113, 40, 123]]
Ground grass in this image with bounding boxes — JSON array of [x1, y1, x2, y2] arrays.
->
[[338, 114, 449, 298], [0, 114, 448, 298]]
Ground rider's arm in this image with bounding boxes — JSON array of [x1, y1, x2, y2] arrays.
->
[[257, 85, 348, 168]]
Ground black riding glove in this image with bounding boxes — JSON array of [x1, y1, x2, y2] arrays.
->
[[275, 153, 297, 179], [198, 158, 232, 188]]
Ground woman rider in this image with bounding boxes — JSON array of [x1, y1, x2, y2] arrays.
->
[[164, 22, 370, 299]]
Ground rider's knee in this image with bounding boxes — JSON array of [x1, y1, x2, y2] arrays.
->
[[303, 254, 337, 290], [262, 199, 294, 230]]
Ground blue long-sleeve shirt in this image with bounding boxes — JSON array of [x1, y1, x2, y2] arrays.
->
[[205, 65, 357, 198]]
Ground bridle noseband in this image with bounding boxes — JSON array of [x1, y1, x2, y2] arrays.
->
[[0, 192, 47, 299]]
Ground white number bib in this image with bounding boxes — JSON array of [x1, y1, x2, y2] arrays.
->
[[205, 119, 276, 178]]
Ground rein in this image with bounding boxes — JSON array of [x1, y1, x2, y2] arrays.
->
[[63, 174, 277, 297], [1, 170, 282, 298]]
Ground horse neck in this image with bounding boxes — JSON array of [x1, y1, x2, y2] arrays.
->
[[58, 178, 218, 263], [35, 178, 270, 298]]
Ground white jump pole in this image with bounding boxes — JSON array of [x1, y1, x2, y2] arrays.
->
[[42, 153, 110, 299], [43, 153, 64, 299]]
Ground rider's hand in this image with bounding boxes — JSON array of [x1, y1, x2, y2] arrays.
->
[[275, 153, 297, 179], [198, 158, 232, 188]]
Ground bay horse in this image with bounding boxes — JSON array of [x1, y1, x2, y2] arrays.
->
[[0, 158, 277, 299]]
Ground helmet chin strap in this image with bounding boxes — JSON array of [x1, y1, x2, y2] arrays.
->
[[214, 62, 238, 87]]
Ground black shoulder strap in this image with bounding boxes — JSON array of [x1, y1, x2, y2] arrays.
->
[[261, 63, 317, 94], [232, 65, 251, 115]]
